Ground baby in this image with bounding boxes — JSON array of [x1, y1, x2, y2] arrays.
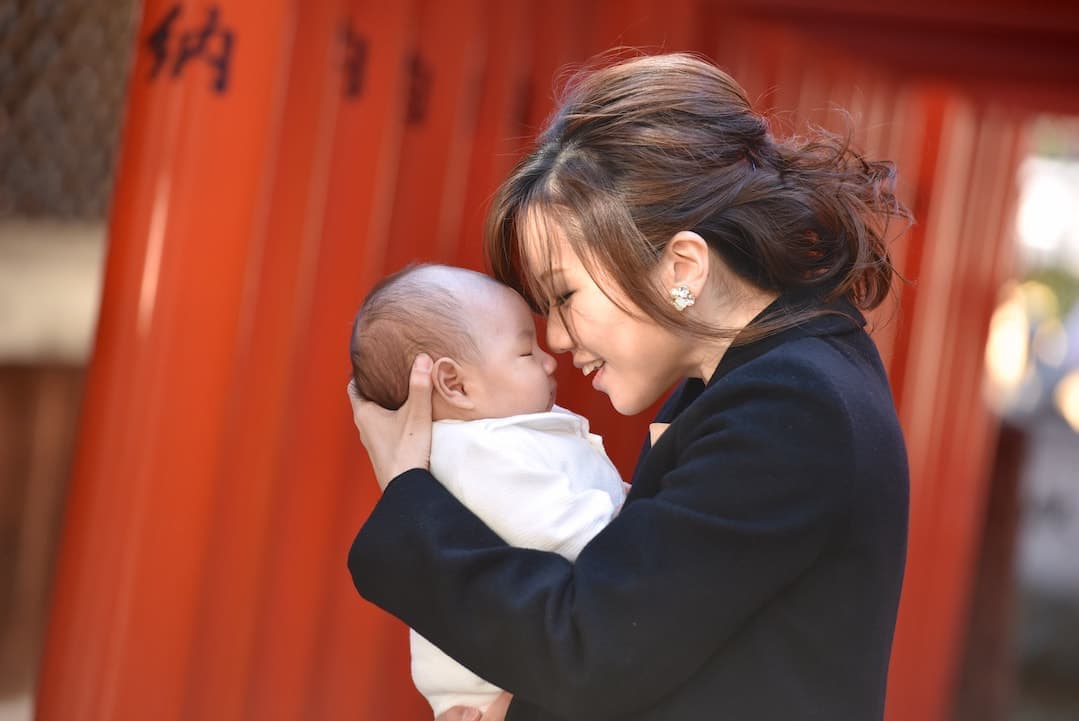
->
[[350, 263, 627, 716]]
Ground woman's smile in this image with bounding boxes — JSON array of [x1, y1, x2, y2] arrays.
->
[[577, 358, 605, 377]]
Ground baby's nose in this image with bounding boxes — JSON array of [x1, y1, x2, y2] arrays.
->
[[545, 312, 572, 353]]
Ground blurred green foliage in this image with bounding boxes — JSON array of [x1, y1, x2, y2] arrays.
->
[[1024, 267, 1079, 316]]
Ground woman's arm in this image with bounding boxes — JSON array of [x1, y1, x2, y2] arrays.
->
[[349, 355, 855, 720]]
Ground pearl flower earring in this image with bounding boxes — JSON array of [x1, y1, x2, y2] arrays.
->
[[670, 284, 695, 312]]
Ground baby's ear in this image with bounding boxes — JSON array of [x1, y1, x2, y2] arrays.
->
[[431, 357, 473, 410]]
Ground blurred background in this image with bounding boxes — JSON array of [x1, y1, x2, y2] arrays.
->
[[1, 0, 1077, 720]]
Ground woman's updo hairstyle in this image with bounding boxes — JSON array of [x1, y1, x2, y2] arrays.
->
[[486, 52, 912, 343]]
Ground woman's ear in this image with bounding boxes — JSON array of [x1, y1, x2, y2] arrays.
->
[[661, 230, 711, 295], [431, 357, 474, 410]]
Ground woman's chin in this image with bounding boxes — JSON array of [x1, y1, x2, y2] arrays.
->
[[603, 380, 672, 417], [595, 370, 656, 416], [605, 390, 649, 417]]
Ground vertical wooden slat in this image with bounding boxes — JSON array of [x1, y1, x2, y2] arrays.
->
[[452, 0, 533, 272], [521, 0, 589, 134], [36, 1, 294, 718], [302, 2, 419, 717], [241, 1, 434, 715], [887, 92, 980, 721], [350, 5, 491, 713], [530, 0, 659, 475], [885, 97, 1026, 721], [381, 0, 487, 271], [169, 2, 348, 720]]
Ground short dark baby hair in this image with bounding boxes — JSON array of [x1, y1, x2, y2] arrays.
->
[[350, 264, 483, 410]]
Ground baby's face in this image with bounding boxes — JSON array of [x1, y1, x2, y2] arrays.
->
[[463, 285, 558, 418]]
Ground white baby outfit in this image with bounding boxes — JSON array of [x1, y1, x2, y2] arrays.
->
[[410, 405, 627, 717]]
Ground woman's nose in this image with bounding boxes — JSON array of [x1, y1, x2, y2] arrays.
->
[[545, 311, 572, 353]]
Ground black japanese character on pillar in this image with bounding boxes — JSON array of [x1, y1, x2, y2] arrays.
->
[[174, 7, 235, 93], [339, 19, 369, 100], [406, 52, 432, 125], [147, 5, 183, 81], [146, 3, 236, 95]]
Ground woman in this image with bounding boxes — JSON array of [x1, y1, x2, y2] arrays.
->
[[348, 53, 911, 721]]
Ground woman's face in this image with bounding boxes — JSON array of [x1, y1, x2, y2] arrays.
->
[[523, 217, 693, 416]]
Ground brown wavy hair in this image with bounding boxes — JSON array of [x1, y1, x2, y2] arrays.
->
[[485, 52, 912, 344]]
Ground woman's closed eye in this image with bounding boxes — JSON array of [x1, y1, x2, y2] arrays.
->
[[552, 290, 574, 307]]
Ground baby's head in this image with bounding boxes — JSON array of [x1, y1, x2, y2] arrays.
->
[[350, 264, 558, 421]]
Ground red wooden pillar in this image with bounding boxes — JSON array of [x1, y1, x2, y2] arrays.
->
[[37, 2, 431, 719], [243, 0, 434, 716], [884, 96, 1026, 721], [452, 0, 533, 272], [172, 1, 351, 719], [36, 1, 294, 719], [300, 2, 422, 718], [588, 0, 701, 53], [381, 0, 487, 271]]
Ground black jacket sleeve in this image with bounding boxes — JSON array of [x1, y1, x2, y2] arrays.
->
[[349, 355, 854, 720]]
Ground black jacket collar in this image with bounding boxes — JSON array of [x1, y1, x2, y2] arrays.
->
[[708, 291, 866, 386], [631, 292, 869, 487], [658, 291, 866, 423]]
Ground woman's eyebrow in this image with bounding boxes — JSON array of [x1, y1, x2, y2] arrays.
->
[[538, 268, 564, 281]]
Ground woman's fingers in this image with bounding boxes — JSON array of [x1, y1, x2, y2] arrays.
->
[[434, 706, 481, 721], [345, 354, 435, 490], [482, 692, 513, 720], [405, 353, 434, 428], [347, 379, 375, 435], [347, 378, 362, 402], [431, 694, 511, 721], [347, 380, 387, 446]]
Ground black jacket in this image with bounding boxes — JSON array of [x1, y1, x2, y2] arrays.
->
[[349, 295, 909, 721]]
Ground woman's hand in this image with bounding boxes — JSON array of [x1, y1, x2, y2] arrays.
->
[[435, 693, 513, 721], [347, 354, 434, 490]]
